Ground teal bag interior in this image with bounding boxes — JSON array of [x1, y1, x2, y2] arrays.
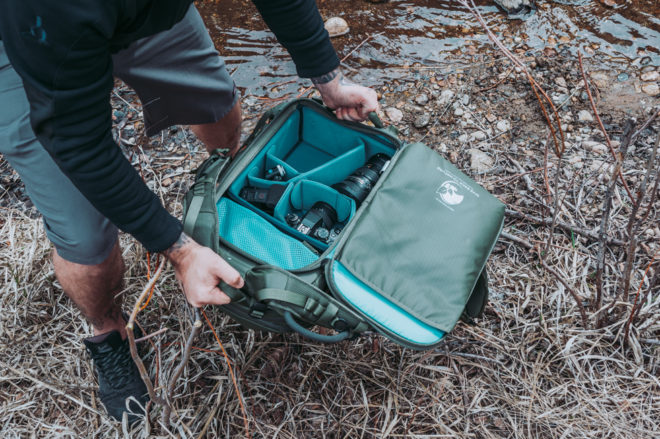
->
[[217, 197, 318, 270], [226, 105, 397, 252], [332, 261, 445, 344]]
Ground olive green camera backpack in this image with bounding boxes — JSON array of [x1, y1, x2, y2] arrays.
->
[[182, 99, 504, 349]]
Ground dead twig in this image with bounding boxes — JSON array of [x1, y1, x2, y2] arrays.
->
[[504, 209, 625, 246], [578, 52, 634, 201], [621, 126, 657, 301], [163, 308, 203, 424], [126, 257, 169, 410]]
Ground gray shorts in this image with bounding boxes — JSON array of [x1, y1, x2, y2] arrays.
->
[[0, 5, 237, 264]]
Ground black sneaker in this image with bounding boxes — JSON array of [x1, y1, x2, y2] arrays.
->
[[84, 327, 149, 423]]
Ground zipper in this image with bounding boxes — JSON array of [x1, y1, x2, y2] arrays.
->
[[323, 260, 444, 350]]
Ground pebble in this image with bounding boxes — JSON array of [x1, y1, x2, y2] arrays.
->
[[616, 72, 629, 82], [458, 134, 469, 143], [496, 120, 511, 132], [555, 77, 567, 88], [641, 71, 659, 82], [384, 107, 403, 123], [568, 155, 583, 169], [642, 83, 660, 96], [324, 17, 349, 37], [438, 89, 455, 106], [471, 131, 487, 141], [454, 107, 465, 116], [162, 177, 173, 187], [468, 149, 494, 173], [583, 140, 607, 154], [414, 113, 431, 128], [590, 71, 609, 88], [415, 93, 429, 105], [577, 110, 594, 122]]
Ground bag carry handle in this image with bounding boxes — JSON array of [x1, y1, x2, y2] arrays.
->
[[283, 310, 350, 343]]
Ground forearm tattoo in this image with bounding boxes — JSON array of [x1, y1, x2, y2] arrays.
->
[[311, 68, 341, 85], [164, 232, 192, 256]]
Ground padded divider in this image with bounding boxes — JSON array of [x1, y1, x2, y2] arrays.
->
[[300, 107, 396, 162], [297, 142, 366, 187], [274, 180, 354, 224], [331, 261, 445, 345], [217, 197, 318, 270]]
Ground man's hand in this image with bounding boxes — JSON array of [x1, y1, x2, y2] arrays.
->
[[163, 232, 244, 307], [312, 68, 378, 122]]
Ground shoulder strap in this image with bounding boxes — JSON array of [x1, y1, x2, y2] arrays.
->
[[182, 149, 231, 252]]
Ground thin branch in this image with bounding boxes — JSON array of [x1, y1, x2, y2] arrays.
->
[[578, 52, 634, 201], [624, 250, 658, 342], [504, 209, 626, 246], [126, 257, 169, 409], [621, 130, 659, 302], [163, 308, 203, 424]]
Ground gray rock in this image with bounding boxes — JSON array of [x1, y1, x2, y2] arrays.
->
[[384, 107, 403, 123], [438, 89, 455, 106], [468, 149, 494, 173], [496, 120, 511, 132], [414, 113, 431, 128], [415, 93, 429, 105], [458, 134, 469, 143], [578, 110, 594, 122], [454, 107, 465, 117], [583, 140, 607, 154], [641, 71, 659, 82], [642, 83, 660, 96], [493, 0, 535, 17], [471, 131, 487, 141], [555, 77, 567, 88], [324, 17, 349, 38]]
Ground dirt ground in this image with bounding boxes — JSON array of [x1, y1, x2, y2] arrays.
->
[[0, 5, 658, 439]]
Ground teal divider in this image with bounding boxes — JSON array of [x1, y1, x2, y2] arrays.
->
[[296, 141, 365, 187], [273, 180, 355, 224]]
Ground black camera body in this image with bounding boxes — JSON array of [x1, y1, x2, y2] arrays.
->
[[285, 201, 343, 244]]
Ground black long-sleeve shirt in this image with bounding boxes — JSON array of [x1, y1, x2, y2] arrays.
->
[[0, 0, 339, 252]]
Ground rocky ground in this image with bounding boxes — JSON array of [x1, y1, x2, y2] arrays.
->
[[1, 16, 658, 439]]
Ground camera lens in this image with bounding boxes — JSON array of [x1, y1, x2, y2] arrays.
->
[[333, 153, 391, 206]]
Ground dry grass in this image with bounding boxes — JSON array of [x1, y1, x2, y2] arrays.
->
[[1, 76, 658, 438]]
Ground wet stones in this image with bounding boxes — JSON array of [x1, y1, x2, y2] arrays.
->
[[324, 17, 349, 37]]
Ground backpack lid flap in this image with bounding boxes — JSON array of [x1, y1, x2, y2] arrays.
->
[[331, 142, 504, 333]]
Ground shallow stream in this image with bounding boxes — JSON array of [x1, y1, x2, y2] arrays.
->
[[198, 0, 659, 97]]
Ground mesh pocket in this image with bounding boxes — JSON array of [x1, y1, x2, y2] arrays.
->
[[217, 198, 318, 270]]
